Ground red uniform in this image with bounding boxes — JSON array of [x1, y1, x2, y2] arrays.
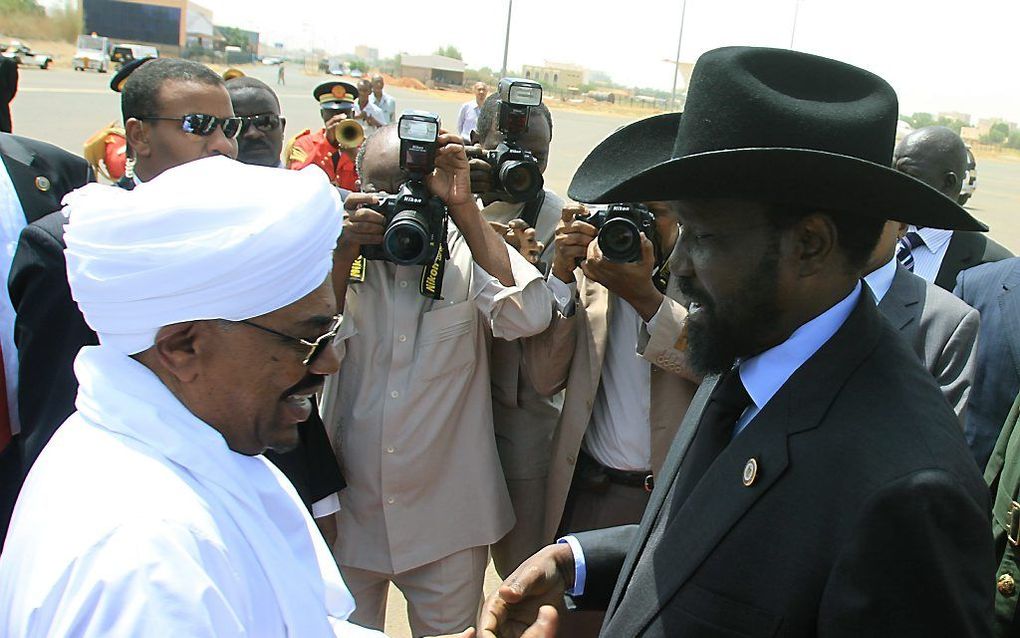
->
[[286, 128, 358, 191]]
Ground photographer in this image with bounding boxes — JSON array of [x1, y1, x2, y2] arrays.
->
[[465, 81, 568, 579], [319, 122, 553, 637], [520, 201, 700, 637]]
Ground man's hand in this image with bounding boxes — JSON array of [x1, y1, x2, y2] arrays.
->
[[478, 544, 572, 638], [427, 133, 476, 212], [323, 113, 350, 146], [581, 233, 663, 322], [466, 145, 496, 196], [550, 205, 597, 284], [336, 193, 385, 263], [490, 219, 543, 264]]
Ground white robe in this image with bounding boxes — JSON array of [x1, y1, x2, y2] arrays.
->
[[0, 346, 386, 638]]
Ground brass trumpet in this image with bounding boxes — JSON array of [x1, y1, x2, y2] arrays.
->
[[331, 119, 365, 149]]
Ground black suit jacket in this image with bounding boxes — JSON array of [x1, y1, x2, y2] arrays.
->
[[572, 294, 993, 637], [934, 230, 1013, 291], [8, 173, 344, 517], [1, 133, 91, 547], [954, 258, 1020, 469], [0, 57, 17, 133]]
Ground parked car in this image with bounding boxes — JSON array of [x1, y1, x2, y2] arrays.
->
[[2, 42, 52, 69], [73, 34, 111, 73], [959, 145, 977, 206], [261, 57, 283, 65]]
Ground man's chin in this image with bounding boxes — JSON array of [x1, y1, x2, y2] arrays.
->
[[686, 318, 739, 377]]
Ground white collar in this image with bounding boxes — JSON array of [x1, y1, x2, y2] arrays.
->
[[738, 282, 861, 412], [909, 225, 953, 252], [863, 257, 898, 304]]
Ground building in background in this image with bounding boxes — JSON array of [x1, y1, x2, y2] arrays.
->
[[521, 61, 587, 89], [354, 45, 378, 65], [185, 2, 218, 52], [399, 55, 466, 87], [82, 0, 187, 55], [939, 111, 972, 125]]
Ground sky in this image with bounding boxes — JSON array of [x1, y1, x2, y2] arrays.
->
[[57, 0, 1020, 122]]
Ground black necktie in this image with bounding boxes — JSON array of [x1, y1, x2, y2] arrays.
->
[[896, 231, 924, 272], [608, 368, 751, 627]]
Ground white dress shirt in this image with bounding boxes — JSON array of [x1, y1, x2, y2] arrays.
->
[[562, 281, 863, 595], [354, 101, 386, 138], [862, 257, 897, 304], [0, 161, 27, 434], [903, 226, 954, 284], [547, 276, 664, 471], [458, 101, 482, 140], [369, 92, 396, 126]]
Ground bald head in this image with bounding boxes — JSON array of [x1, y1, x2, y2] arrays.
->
[[893, 126, 968, 200], [356, 124, 402, 193]]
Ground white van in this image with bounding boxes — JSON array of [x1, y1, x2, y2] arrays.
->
[[111, 44, 159, 69]]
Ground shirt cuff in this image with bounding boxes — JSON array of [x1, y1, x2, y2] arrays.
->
[[311, 492, 340, 518], [557, 535, 586, 597], [645, 297, 668, 332], [469, 242, 545, 311], [545, 274, 577, 316]]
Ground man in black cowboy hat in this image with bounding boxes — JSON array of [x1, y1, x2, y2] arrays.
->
[[479, 46, 993, 637]]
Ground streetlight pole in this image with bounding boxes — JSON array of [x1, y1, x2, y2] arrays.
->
[[500, 0, 513, 78], [790, 0, 802, 49], [669, 0, 688, 112]]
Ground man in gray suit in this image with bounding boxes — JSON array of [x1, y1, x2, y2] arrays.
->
[[955, 257, 1020, 469], [864, 220, 980, 422]]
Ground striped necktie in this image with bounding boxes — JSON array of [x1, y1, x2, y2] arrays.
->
[[896, 231, 925, 272]]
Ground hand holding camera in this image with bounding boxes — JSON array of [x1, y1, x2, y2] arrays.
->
[[582, 229, 663, 322], [336, 193, 386, 263], [490, 219, 544, 265], [550, 205, 597, 283]]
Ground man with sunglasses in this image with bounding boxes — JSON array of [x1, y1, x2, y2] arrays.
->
[[227, 76, 287, 168], [5, 57, 242, 501]]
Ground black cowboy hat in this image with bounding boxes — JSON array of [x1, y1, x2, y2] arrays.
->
[[568, 46, 984, 232]]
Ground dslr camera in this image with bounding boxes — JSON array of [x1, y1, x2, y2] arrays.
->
[[362, 111, 447, 266], [479, 78, 545, 203], [581, 203, 658, 264]]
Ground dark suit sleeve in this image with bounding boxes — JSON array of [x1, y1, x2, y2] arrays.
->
[[9, 221, 98, 471], [570, 524, 639, 611], [300, 405, 346, 503], [818, 469, 995, 637]]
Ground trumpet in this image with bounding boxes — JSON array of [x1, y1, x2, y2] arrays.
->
[[331, 119, 365, 149]]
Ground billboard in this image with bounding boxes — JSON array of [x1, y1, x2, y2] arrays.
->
[[83, 0, 182, 48]]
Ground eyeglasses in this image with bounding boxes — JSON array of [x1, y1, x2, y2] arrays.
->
[[139, 113, 243, 139], [238, 314, 344, 366], [238, 113, 285, 135]]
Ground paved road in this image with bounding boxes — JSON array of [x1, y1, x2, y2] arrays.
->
[[11, 64, 1018, 253]]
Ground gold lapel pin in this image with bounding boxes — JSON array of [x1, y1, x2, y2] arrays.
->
[[742, 457, 759, 487], [35, 176, 51, 192]]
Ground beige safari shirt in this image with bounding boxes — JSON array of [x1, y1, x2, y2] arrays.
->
[[322, 227, 553, 573]]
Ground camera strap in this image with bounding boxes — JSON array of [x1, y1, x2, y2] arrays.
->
[[419, 215, 450, 300], [652, 257, 670, 294], [348, 255, 367, 283], [518, 190, 546, 230]]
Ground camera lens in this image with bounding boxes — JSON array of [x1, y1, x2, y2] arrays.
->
[[383, 209, 431, 265], [497, 160, 544, 203], [598, 218, 642, 263]]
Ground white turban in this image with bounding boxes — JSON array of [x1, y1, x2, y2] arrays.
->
[[63, 156, 343, 355]]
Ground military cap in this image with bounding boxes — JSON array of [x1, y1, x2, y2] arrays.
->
[[222, 67, 246, 81], [110, 56, 155, 93], [313, 81, 358, 111]]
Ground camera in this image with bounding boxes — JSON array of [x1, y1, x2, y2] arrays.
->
[[480, 78, 545, 203], [581, 203, 658, 263], [361, 111, 448, 267]]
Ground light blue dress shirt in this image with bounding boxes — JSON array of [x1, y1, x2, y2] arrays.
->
[[562, 282, 863, 595]]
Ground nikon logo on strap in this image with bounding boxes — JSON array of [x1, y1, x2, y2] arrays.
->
[[348, 255, 367, 283], [420, 241, 446, 300]]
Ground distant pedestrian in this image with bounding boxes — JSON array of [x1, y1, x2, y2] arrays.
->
[[278, 63, 285, 86], [458, 82, 487, 140]]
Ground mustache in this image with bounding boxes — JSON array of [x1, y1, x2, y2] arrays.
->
[[675, 277, 710, 307], [284, 374, 325, 397]]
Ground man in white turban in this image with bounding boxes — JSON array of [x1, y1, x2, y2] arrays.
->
[[0, 156, 483, 638]]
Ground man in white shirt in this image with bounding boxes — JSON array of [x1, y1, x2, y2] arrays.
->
[[893, 126, 1012, 290], [458, 82, 487, 140], [321, 124, 554, 636], [369, 75, 396, 125], [354, 78, 386, 138]]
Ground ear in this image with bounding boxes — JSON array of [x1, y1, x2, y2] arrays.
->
[[789, 213, 837, 277], [124, 118, 151, 159], [943, 171, 959, 192], [151, 322, 208, 384]]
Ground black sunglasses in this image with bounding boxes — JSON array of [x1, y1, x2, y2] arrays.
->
[[238, 314, 344, 366], [140, 113, 243, 139], [238, 113, 285, 135]]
